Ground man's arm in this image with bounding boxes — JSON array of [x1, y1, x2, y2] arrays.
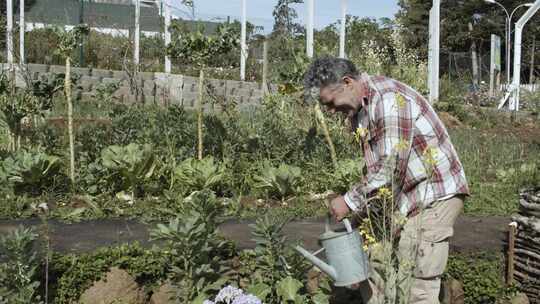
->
[[343, 92, 414, 213]]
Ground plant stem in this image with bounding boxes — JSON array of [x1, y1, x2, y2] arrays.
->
[[197, 69, 204, 160], [314, 103, 338, 169], [65, 56, 75, 185]]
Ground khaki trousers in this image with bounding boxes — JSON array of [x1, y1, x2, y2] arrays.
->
[[359, 195, 464, 304]]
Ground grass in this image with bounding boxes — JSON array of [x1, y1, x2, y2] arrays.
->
[[450, 126, 539, 216]]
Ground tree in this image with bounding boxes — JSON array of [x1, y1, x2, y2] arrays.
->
[[272, 0, 305, 37], [397, 0, 540, 77]]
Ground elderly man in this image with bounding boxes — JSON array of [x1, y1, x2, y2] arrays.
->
[[303, 56, 469, 304]]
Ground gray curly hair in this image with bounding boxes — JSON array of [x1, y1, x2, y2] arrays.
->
[[303, 56, 360, 102]]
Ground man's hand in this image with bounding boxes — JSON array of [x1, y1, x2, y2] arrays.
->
[[330, 195, 350, 221]]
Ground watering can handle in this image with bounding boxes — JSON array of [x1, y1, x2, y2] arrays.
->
[[326, 213, 354, 233]]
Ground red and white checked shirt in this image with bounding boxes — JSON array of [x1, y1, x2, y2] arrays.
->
[[344, 73, 470, 216]]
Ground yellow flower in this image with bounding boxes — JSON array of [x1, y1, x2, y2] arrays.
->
[[354, 127, 369, 144], [377, 187, 392, 200], [423, 146, 438, 168], [394, 139, 409, 152], [396, 93, 406, 108]]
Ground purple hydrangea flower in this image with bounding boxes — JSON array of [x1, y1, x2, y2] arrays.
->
[[231, 294, 262, 304], [215, 285, 244, 304], [203, 301, 215, 304]]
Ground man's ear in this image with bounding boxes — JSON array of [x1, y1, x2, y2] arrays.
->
[[342, 76, 354, 86]]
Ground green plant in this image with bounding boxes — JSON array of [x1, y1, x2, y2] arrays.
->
[[0, 226, 43, 304], [445, 252, 516, 304], [94, 81, 119, 110], [0, 88, 42, 151], [327, 158, 363, 194], [0, 149, 62, 196], [101, 143, 157, 201], [242, 214, 329, 304], [253, 163, 302, 202], [51, 243, 167, 304], [173, 156, 226, 195], [150, 204, 227, 302]]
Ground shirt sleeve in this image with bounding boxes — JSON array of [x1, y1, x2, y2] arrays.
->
[[344, 92, 414, 212]]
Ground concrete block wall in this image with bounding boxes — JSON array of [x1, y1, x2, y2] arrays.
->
[[9, 63, 270, 109]]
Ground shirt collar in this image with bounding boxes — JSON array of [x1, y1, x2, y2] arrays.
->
[[359, 72, 375, 108]]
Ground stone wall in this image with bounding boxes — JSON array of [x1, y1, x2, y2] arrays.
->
[[9, 63, 271, 109]]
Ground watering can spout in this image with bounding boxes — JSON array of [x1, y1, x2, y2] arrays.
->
[[294, 245, 337, 281]]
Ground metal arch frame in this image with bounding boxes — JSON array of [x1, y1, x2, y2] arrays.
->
[[499, 0, 540, 111]]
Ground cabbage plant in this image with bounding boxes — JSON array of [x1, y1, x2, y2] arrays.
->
[[0, 150, 62, 195], [174, 156, 226, 195], [253, 163, 302, 202], [101, 143, 156, 202]]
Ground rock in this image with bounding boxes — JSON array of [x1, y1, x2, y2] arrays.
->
[[439, 278, 464, 304], [149, 282, 176, 304], [79, 267, 145, 304], [509, 293, 530, 304], [306, 267, 323, 294]]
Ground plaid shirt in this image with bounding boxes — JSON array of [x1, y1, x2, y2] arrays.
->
[[344, 73, 470, 215]]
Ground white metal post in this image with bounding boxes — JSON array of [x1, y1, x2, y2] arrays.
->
[[306, 0, 314, 58], [509, 0, 540, 111], [428, 0, 440, 103], [134, 0, 140, 66], [6, 0, 13, 67], [19, 0, 24, 64], [240, 0, 247, 81], [164, 1, 171, 73], [339, 0, 347, 58]]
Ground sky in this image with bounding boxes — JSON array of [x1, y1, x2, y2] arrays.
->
[[168, 0, 399, 33]]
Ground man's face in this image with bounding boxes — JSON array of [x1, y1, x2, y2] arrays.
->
[[319, 79, 361, 118]]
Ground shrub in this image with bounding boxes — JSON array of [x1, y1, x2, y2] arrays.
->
[[0, 150, 63, 196]]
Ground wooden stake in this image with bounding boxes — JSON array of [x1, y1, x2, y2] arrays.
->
[[530, 36, 535, 84], [507, 222, 517, 285]]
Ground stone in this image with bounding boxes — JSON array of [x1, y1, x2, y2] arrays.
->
[[91, 68, 113, 78], [306, 267, 323, 295], [149, 282, 176, 304], [78, 267, 145, 304], [27, 63, 49, 73], [439, 278, 464, 304], [509, 293, 530, 304]]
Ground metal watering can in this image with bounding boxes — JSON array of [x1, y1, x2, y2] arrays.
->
[[294, 216, 370, 287]]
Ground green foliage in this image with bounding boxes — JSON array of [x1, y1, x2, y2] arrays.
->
[[101, 143, 157, 199], [168, 23, 239, 67], [242, 214, 329, 304], [253, 162, 303, 201], [174, 156, 226, 195], [94, 81, 119, 108], [54, 24, 90, 58], [0, 88, 42, 137], [29, 73, 65, 109], [51, 243, 167, 304], [0, 150, 63, 196], [150, 190, 227, 303], [0, 226, 43, 304], [327, 158, 363, 194], [445, 252, 516, 304]]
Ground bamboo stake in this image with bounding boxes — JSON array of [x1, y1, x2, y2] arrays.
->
[[314, 103, 338, 169], [65, 57, 75, 184], [197, 69, 204, 160]]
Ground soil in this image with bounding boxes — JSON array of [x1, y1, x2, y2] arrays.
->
[[0, 215, 511, 254]]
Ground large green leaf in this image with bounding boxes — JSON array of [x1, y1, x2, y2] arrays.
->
[[246, 282, 271, 300], [276, 276, 303, 302]]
